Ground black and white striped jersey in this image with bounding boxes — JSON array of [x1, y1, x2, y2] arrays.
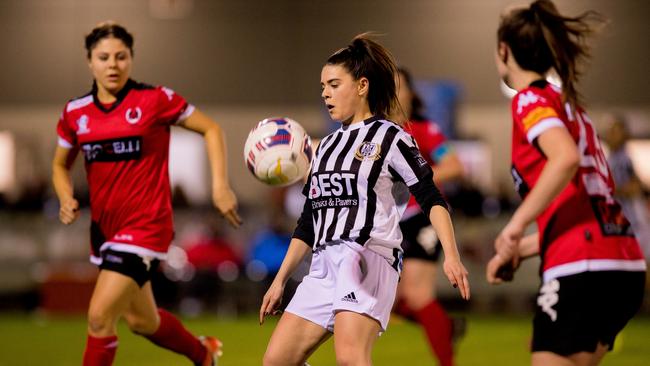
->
[[293, 116, 447, 267]]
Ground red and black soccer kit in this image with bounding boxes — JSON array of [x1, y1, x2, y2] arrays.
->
[[57, 79, 194, 269], [510, 80, 645, 355]]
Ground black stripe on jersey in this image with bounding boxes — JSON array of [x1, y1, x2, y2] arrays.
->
[[324, 128, 361, 242], [396, 139, 447, 214], [391, 248, 402, 271], [317, 131, 343, 171], [314, 131, 344, 247], [387, 165, 405, 183], [315, 133, 337, 158], [339, 121, 383, 241], [356, 125, 399, 245], [396, 139, 428, 180]]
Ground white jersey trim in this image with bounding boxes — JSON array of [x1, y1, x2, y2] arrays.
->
[[90, 242, 168, 264], [66, 95, 93, 112], [526, 117, 565, 143], [174, 104, 195, 124], [58, 136, 74, 148], [542, 259, 647, 283]]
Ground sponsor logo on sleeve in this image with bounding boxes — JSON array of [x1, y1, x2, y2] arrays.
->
[[516, 90, 546, 114]]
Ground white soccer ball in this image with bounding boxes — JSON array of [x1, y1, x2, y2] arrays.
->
[[244, 117, 313, 186]]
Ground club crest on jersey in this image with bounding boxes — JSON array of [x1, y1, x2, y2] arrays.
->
[[355, 142, 381, 161], [76, 115, 90, 135], [125, 107, 142, 124]]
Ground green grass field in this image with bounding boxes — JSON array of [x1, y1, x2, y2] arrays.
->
[[1, 313, 648, 365]]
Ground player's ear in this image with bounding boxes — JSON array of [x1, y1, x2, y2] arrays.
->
[[358, 77, 369, 97], [497, 42, 509, 64]]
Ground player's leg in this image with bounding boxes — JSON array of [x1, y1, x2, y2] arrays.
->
[[84, 269, 139, 365], [263, 312, 331, 366], [402, 258, 454, 366], [332, 245, 400, 366], [333, 311, 381, 366], [531, 343, 607, 366], [531, 351, 575, 366], [397, 214, 454, 366], [124, 281, 217, 365]]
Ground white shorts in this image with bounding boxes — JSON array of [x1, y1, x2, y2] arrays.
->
[[285, 242, 399, 332]]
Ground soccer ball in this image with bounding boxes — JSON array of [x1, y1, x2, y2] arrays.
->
[[244, 117, 313, 186]]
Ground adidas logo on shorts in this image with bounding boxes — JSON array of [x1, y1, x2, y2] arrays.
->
[[341, 292, 358, 303]]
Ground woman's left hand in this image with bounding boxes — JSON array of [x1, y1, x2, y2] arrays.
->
[[495, 219, 525, 262], [212, 186, 242, 228], [443, 257, 471, 300]]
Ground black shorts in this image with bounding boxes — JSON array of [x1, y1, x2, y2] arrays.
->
[[532, 270, 645, 356], [399, 213, 442, 262], [98, 249, 160, 287]]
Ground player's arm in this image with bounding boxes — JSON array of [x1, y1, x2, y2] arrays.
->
[[431, 149, 464, 185], [260, 190, 315, 323], [259, 238, 311, 324], [177, 108, 241, 227], [495, 126, 580, 259], [518, 232, 539, 259], [52, 146, 80, 225], [428, 205, 470, 300], [616, 162, 643, 198], [487, 232, 539, 284]]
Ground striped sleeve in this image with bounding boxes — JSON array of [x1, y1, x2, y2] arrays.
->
[[388, 131, 447, 214]]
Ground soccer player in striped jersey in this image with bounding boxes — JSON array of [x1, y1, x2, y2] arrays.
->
[[486, 1, 646, 365], [52, 22, 240, 366], [393, 67, 465, 366], [260, 33, 470, 366]]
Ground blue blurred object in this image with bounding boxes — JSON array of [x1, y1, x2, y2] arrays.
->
[[249, 229, 291, 275], [415, 80, 462, 139]]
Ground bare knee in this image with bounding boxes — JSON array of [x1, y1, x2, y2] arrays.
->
[[400, 283, 432, 310], [87, 306, 118, 337], [123, 311, 159, 335], [263, 348, 305, 366], [335, 352, 369, 366], [335, 344, 370, 366]]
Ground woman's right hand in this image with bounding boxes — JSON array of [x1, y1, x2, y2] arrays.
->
[[443, 256, 471, 300], [59, 198, 80, 225], [259, 279, 285, 325]]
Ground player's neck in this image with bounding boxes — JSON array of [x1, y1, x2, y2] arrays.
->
[[342, 108, 373, 127], [95, 84, 119, 104], [510, 69, 545, 92]]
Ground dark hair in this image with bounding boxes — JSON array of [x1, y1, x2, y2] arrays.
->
[[497, 0, 605, 107], [326, 33, 398, 119], [397, 67, 427, 121], [85, 22, 134, 59]]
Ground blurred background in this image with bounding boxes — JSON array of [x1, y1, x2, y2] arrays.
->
[[0, 0, 649, 364]]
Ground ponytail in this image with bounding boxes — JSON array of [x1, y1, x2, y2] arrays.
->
[[498, 0, 605, 107], [327, 33, 399, 119]]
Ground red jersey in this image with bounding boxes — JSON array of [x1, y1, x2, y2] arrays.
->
[[511, 80, 645, 282], [402, 120, 449, 219], [56, 79, 194, 263]]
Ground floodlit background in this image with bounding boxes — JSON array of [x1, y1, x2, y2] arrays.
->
[[0, 0, 649, 365]]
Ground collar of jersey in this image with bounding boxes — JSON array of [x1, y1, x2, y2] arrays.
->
[[92, 78, 136, 114], [340, 115, 380, 132]]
